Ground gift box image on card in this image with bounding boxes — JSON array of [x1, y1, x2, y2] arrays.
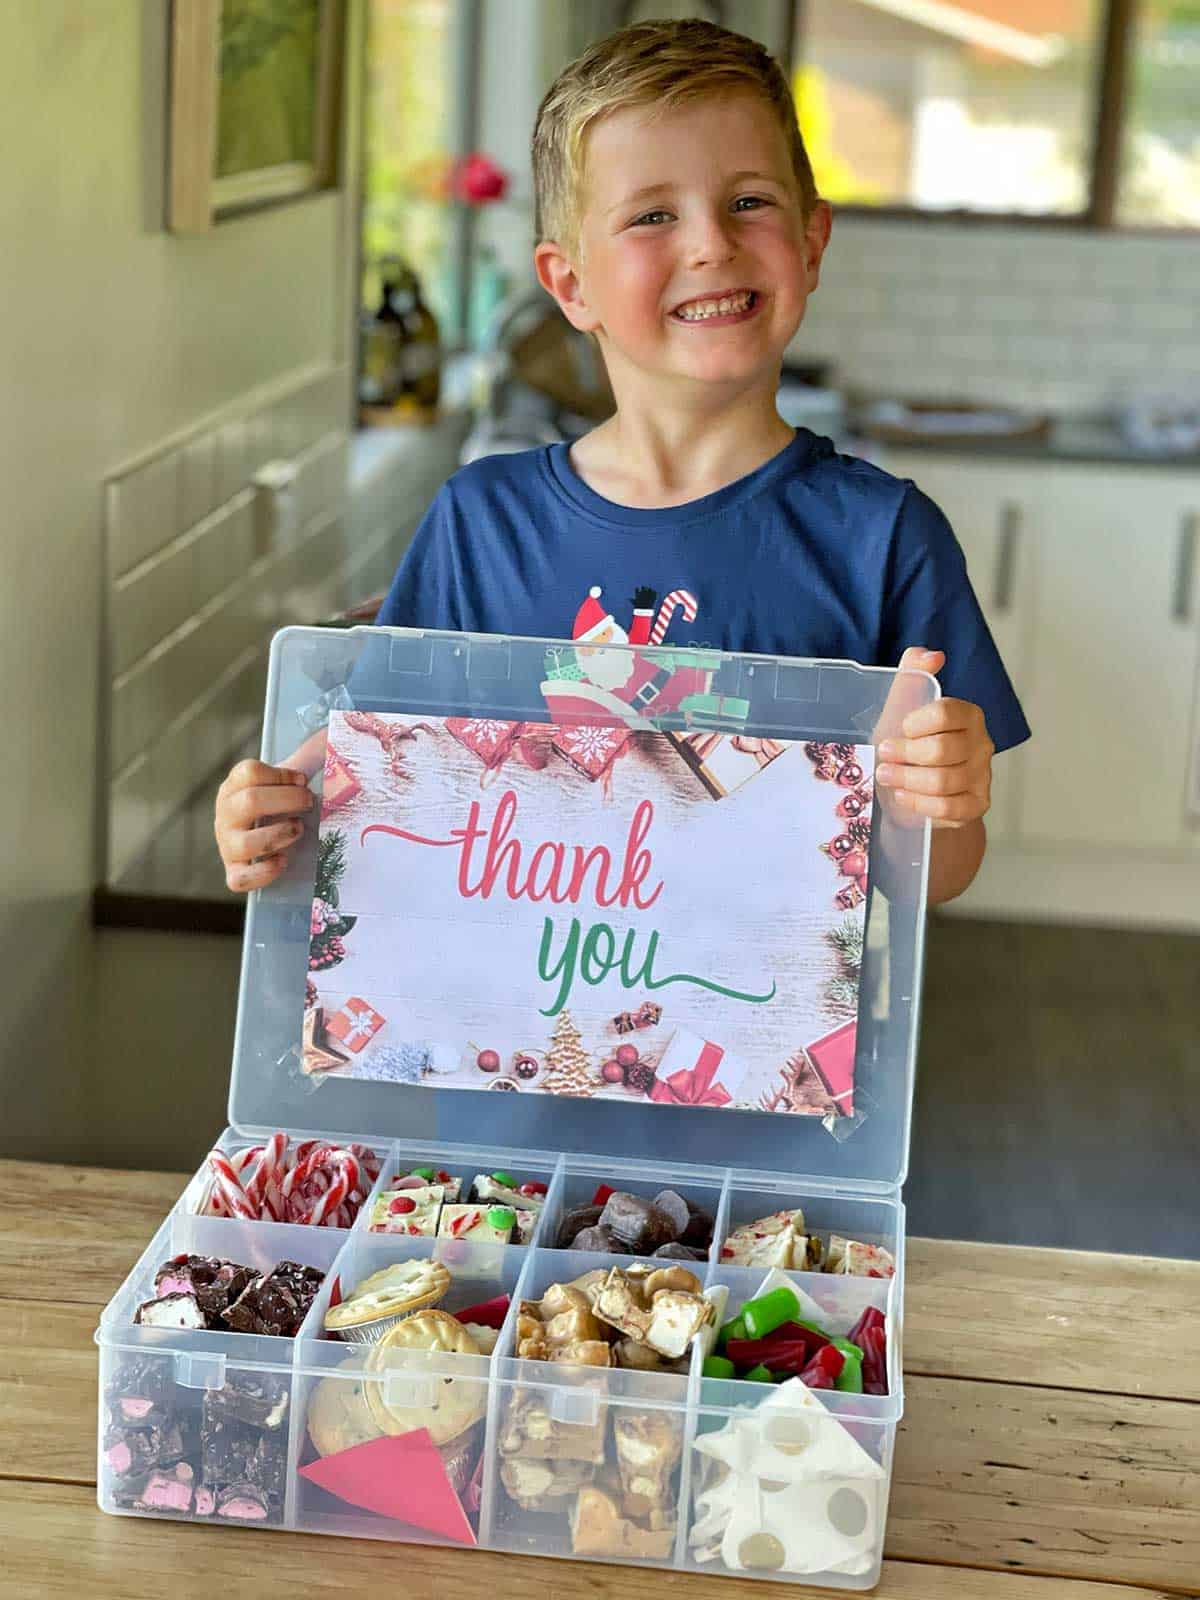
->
[[305, 712, 875, 1118]]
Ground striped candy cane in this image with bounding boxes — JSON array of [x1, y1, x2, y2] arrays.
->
[[205, 1152, 255, 1219], [649, 588, 698, 645]]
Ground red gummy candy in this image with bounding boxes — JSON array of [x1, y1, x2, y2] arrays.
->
[[846, 1306, 885, 1344], [726, 1339, 811, 1374], [845, 1308, 888, 1395], [726, 1321, 828, 1373], [799, 1343, 845, 1388], [592, 1184, 615, 1206]]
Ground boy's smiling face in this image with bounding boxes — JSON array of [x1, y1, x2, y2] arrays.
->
[[537, 92, 830, 396]]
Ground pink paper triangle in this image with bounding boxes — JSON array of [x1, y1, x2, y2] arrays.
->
[[299, 1428, 476, 1544]]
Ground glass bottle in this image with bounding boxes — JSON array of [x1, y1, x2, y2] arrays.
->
[[358, 261, 410, 417], [396, 264, 442, 413]]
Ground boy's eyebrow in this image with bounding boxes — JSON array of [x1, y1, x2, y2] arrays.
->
[[605, 170, 787, 214]]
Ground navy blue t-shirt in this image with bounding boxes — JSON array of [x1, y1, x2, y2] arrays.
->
[[375, 429, 1030, 753]]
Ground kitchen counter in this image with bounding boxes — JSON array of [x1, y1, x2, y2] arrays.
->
[[848, 415, 1200, 470], [3, 1157, 1198, 1597]]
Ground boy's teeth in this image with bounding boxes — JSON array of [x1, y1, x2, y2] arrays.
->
[[675, 291, 753, 321]]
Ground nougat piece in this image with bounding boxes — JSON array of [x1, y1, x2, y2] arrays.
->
[[612, 1412, 682, 1511], [516, 1304, 549, 1362], [571, 1485, 676, 1560], [644, 1290, 713, 1359], [498, 1391, 607, 1464], [592, 1265, 711, 1359], [500, 1456, 596, 1510]]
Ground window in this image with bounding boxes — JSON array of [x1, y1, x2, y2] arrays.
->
[[1118, 1, 1200, 226], [792, 0, 1200, 227], [362, 0, 455, 325]]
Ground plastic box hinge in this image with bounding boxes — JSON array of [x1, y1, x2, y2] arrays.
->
[[174, 1352, 227, 1390], [549, 1388, 599, 1427]]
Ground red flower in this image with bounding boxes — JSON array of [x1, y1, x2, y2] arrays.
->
[[451, 152, 509, 205]]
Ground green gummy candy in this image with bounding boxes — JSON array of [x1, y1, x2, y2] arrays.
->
[[831, 1338, 863, 1359], [741, 1286, 801, 1340], [742, 1364, 774, 1383], [491, 1170, 517, 1188], [717, 1315, 748, 1349], [410, 1166, 436, 1180], [838, 1350, 864, 1388], [488, 1206, 517, 1230], [702, 1355, 737, 1380]]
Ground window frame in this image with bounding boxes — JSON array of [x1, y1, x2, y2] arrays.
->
[[790, 0, 1199, 234]]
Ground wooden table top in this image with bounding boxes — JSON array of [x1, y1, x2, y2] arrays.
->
[[1, 1159, 1196, 1600]]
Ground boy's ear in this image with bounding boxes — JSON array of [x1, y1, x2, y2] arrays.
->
[[802, 201, 833, 294], [534, 239, 602, 333]]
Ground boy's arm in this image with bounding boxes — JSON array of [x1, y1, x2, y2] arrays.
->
[[875, 647, 993, 906]]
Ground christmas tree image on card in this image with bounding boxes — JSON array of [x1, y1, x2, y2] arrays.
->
[[302, 713, 875, 1117]]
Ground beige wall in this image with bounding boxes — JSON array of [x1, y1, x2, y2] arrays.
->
[[0, 2, 359, 1159]]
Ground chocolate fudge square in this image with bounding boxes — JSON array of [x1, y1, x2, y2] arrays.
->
[[221, 1261, 324, 1337]]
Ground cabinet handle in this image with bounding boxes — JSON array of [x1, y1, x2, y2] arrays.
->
[[993, 502, 1021, 613], [1172, 512, 1197, 622]]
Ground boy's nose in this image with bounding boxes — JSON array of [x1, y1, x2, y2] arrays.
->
[[682, 211, 737, 268]]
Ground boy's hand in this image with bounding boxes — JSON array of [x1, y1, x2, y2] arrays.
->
[[215, 760, 315, 892], [875, 648, 993, 828]]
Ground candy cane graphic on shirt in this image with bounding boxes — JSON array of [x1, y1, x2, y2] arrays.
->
[[649, 588, 698, 645]]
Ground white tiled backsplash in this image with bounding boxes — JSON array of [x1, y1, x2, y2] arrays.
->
[[102, 368, 470, 900], [793, 218, 1199, 412], [103, 366, 351, 894]]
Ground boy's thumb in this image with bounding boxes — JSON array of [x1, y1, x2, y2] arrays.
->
[[898, 646, 945, 677]]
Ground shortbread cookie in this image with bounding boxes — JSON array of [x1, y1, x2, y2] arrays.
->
[[364, 1310, 485, 1444]]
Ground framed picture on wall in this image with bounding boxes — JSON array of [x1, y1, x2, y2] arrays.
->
[[169, 0, 345, 232]]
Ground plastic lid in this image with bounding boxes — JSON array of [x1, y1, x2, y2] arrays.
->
[[229, 627, 934, 1191]]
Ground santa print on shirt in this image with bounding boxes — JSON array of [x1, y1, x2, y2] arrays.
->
[[544, 583, 713, 726], [570, 584, 699, 687]]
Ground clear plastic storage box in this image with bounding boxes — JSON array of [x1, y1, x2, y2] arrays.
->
[[97, 625, 933, 1589]]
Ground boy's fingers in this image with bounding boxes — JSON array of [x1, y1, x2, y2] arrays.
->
[[221, 759, 309, 794], [877, 761, 982, 797], [222, 818, 306, 864], [898, 697, 984, 740], [877, 731, 979, 769], [887, 788, 984, 826], [223, 782, 314, 829], [225, 853, 290, 893], [897, 646, 945, 677]]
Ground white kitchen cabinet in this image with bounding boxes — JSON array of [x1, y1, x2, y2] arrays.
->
[[880, 448, 1200, 856], [1018, 464, 1200, 852], [880, 452, 1038, 842]]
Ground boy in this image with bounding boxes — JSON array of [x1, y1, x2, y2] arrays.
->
[[216, 18, 1028, 904]]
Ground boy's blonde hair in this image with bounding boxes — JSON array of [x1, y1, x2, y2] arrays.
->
[[532, 18, 819, 265]]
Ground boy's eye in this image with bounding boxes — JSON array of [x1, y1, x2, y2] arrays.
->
[[630, 195, 772, 227]]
